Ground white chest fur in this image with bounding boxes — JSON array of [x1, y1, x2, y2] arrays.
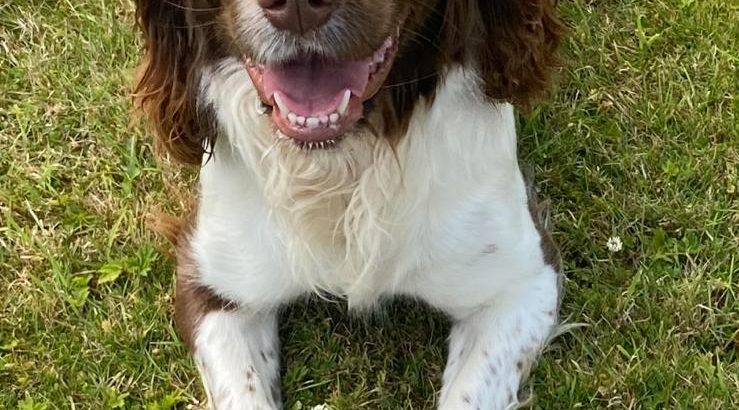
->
[[191, 59, 546, 312]]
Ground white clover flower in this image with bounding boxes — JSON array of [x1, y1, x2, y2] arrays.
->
[[607, 236, 623, 253]]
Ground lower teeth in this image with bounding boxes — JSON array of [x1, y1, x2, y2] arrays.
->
[[293, 138, 339, 150]]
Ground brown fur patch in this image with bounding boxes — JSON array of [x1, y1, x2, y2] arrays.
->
[[163, 211, 235, 352], [133, 0, 222, 165], [174, 250, 234, 352], [444, 0, 568, 107], [377, 0, 568, 143], [148, 212, 185, 249], [527, 195, 561, 271]]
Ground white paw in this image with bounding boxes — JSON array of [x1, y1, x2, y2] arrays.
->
[[206, 379, 281, 410]]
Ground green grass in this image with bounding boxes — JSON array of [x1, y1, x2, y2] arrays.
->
[[1, 0, 737, 408]]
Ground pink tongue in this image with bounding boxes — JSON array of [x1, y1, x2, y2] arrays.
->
[[262, 57, 370, 116]]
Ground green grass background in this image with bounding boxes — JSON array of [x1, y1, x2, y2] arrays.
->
[[1, 0, 737, 408]]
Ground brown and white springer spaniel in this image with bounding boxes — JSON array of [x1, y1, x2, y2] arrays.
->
[[133, 0, 566, 408]]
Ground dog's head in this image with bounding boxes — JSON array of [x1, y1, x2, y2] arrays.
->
[[134, 0, 565, 164]]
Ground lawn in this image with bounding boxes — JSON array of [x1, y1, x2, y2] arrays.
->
[[1, 0, 737, 409]]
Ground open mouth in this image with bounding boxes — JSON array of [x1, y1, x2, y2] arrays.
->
[[245, 35, 398, 149]]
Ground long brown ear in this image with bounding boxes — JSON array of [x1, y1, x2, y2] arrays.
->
[[444, 0, 567, 107], [133, 0, 213, 165]]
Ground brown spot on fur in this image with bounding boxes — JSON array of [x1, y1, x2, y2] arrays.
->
[[482, 244, 498, 254]]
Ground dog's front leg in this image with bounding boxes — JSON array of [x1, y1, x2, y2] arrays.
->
[[174, 266, 282, 410], [192, 309, 282, 410], [427, 266, 560, 410]]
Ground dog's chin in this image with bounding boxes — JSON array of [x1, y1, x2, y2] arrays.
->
[[244, 35, 399, 151]]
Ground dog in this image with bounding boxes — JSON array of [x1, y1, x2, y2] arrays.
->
[[133, 0, 566, 408]]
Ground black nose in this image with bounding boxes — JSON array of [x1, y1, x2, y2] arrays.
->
[[258, 0, 334, 35]]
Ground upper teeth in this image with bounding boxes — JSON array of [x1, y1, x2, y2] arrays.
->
[[272, 90, 351, 130]]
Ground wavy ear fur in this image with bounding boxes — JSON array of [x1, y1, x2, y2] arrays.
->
[[133, 0, 214, 165], [444, 0, 567, 107]]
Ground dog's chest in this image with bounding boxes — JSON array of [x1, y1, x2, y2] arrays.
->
[[197, 177, 503, 301], [192, 136, 527, 309], [192, 66, 530, 307]]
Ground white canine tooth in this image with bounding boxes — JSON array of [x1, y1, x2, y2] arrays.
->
[[338, 90, 351, 116], [287, 112, 297, 125], [297, 116, 306, 126], [319, 141, 325, 149], [306, 117, 320, 129], [329, 113, 339, 123], [319, 115, 329, 125], [273, 92, 288, 118]]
